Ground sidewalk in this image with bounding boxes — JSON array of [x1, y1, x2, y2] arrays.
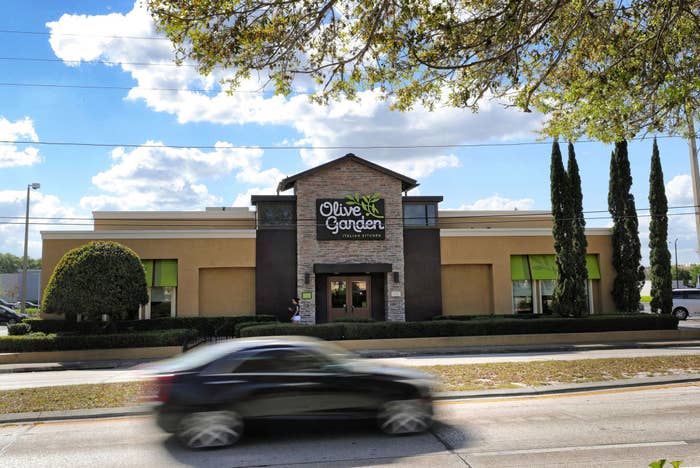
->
[[3, 339, 700, 374], [2, 373, 699, 425]]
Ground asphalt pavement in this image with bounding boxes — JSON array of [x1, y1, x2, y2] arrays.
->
[[2, 383, 699, 467]]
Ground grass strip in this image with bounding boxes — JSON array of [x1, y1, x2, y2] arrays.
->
[[0, 382, 149, 414], [421, 355, 700, 391], [1, 355, 699, 414]]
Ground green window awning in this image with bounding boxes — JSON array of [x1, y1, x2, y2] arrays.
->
[[529, 254, 558, 280], [510, 254, 601, 281], [142, 260, 154, 288], [154, 259, 178, 287], [586, 254, 601, 279], [510, 255, 531, 280], [142, 259, 178, 287]]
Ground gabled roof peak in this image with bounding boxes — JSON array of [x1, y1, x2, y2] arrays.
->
[[277, 153, 419, 193]]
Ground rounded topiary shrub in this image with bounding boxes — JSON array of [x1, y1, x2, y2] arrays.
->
[[43, 241, 149, 322]]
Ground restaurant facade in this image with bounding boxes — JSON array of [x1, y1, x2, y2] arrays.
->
[[41, 154, 616, 322]]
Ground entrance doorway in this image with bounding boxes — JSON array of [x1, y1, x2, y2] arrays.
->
[[327, 276, 371, 321]]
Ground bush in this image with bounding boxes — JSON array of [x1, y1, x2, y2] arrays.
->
[[240, 323, 345, 340], [331, 317, 376, 323], [43, 241, 149, 321], [0, 329, 194, 352], [8, 323, 30, 336], [22, 315, 278, 336], [240, 315, 679, 340]]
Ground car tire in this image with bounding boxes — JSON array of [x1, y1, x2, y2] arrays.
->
[[378, 399, 432, 435], [176, 410, 243, 449], [673, 307, 689, 320]]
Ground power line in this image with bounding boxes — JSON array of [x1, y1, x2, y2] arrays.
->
[[0, 29, 171, 41], [0, 56, 194, 68], [0, 208, 696, 229], [0, 204, 696, 223], [0, 134, 682, 151]]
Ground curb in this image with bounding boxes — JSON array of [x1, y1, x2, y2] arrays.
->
[[1, 375, 699, 425], [0, 405, 151, 425]]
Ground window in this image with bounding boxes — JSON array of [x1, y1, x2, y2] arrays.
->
[[513, 280, 534, 313], [510, 255, 600, 314], [234, 348, 331, 373], [540, 279, 556, 315], [141, 259, 178, 319], [257, 202, 295, 228], [403, 203, 437, 227]]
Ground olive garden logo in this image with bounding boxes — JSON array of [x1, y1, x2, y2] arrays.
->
[[316, 193, 385, 240]]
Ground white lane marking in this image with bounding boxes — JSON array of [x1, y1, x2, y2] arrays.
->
[[464, 440, 687, 457]]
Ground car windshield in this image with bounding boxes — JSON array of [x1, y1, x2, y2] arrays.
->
[[149, 341, 245, 373]]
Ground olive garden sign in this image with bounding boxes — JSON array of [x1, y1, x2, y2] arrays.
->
[[316, 193, 385, 240]]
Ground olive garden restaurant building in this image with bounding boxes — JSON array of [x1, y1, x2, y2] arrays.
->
[[41, 154, 616, 322]]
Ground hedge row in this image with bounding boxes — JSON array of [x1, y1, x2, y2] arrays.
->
[[432, 312, 646, 321], [19, 315, 278, 336], [0, 329, 194, 353], [240, 315, 679, 340]]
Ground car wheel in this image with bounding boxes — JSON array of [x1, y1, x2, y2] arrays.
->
[[176, 411, 243, 449], [378, 399, 432, 435], [673, 307, 689, 320]]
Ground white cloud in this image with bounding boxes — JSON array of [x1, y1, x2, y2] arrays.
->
[[79, 141, 281, 211], [47, 2, 543, 180], [0, 117, 41, 168], [666, 174, 692, 206], [459, 194, 536, 211], [0, 191, 82, 258]]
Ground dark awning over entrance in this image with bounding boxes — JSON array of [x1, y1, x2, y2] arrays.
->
[[313, 263, 392, 274]]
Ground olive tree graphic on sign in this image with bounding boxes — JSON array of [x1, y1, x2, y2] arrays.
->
[[345, 193, 384, 219]]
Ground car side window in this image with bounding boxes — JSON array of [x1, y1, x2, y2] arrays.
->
[[688, 291, 700, 300], [233, 348, 332, 374]]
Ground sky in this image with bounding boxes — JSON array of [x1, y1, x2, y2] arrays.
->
[[0, 0, 697, 265]]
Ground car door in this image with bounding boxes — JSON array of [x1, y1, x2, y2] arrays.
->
[[687, 291, 700, 316], [197, 347, 336, 419]]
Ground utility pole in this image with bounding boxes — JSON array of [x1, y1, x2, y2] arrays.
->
[[20, 183, 40, 316]]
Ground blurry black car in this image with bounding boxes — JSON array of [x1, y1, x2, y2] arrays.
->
[[149, 336, 434, 449], [0, 305, 27, 324]]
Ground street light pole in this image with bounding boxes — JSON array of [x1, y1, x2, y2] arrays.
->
[[674, 238, 679, 289], [20, 183, 40, 316]]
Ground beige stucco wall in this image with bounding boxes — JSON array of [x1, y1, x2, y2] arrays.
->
[[439, 214, 553, 229], [440, 233, 615, 314], [41, 237, 255, 318], [199, 267, 255, 316], [441, 264, 494, 315]]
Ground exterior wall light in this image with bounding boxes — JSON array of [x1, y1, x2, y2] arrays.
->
[[304, 272, 310, 284], [393, 271, 400, 283]]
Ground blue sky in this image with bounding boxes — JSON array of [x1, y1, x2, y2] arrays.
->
[[0, 1, 697, 264]]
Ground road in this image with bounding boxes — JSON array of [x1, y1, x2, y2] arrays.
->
[[3, 344, 700, 390], [1, 383, 698, 467]]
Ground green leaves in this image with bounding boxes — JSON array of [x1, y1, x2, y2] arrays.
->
[[345, 192, 384, 219], [43, 241, 149, 321]]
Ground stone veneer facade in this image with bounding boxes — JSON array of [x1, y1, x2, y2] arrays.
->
[[294, 159, 406, 323]]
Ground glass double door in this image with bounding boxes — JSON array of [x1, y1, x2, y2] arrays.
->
[[328, 276, 371, 321]]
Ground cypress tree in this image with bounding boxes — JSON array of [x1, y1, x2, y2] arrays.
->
[[550, 141, 575, 316], [567, 143, 589, 316], [648, 138, 673, 314], [608, 140, 644, 312]]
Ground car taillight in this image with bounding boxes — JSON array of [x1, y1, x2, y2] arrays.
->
[[154, 374, 175, 402]]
